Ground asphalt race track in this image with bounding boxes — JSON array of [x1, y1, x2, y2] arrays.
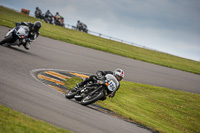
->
[[0, 26, 200, 133]]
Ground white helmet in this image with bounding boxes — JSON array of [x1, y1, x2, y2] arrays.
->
[[114, 68, 124, 81]]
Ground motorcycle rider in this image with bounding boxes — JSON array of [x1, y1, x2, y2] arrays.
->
[[54, 12, 64, 26], [76, 20, 88, 33], [44, 10, 53, 24], [76, 20, 82, 31], [15, 21, 42, 50], [54, 12, 61, 25], [45, 10, 53, 16], [34, 7, 43, 19], [76, 68, 124, 100]]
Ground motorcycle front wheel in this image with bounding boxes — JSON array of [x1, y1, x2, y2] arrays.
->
[[80, 91, 104, 106], [0, 35, 14, 45], [65, 89, 76, 99]]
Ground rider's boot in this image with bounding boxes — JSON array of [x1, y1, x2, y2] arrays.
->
[[71, 82, 84, 92], [71, 86, 78, 92], [74, 81, 87, 93], [76, 82, 84, 88], [23, 42, 30, 50], [100, 96, 107, 101], [76, 77, 89, 88]]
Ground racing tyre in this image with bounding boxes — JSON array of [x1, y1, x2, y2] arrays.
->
[[0, 35, 13, 45], [74, 95, 83, 101], [65, 89, 76, 99], [80, 91, 104, 106]]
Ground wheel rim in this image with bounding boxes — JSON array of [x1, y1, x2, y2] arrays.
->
[[82, 92, 102, 103]]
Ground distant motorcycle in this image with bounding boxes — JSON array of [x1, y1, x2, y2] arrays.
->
[[35, 10, 43, 19], [43, 13, 54, 24], [54, 16, 65, 27], [77, 22, 88, 33], [65, 72, 118, 105], [81, 24, 88, 33], [0, 26, 30, 48]]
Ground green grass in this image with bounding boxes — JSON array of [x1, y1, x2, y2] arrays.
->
[[65, 77, 200, 133], [0, 6, 200, 75], [0, 105, 72, 133]]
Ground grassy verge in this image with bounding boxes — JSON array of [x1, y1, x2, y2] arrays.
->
[[0, 6, 200, 74], [0, 104, 72, 133], [65, 77, 200, 133]]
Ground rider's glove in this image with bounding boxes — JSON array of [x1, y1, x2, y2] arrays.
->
[[109, 93, 115, 98]]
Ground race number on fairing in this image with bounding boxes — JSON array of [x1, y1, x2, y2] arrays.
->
[[107, 80, 116, 91]]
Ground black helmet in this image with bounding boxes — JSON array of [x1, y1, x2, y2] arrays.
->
[[36, 7, 39, 10], [34, 21, 42, 30]]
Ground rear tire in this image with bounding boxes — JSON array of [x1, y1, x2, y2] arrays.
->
[[74, 96, 83, 101], [0, 35, 14, 45]]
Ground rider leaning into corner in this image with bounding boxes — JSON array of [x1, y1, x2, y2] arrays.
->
[[15, 21, 42, 50], [76, 68, 125, 100]]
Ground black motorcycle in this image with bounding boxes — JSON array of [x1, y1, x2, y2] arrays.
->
[[43, 13, 54, 24], [77, 23, 88, 33], [65, 72, 119, 106], [35, 10, 43, 19]]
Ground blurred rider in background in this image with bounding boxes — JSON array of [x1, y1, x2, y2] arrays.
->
[[44, 10, 54, 24], [45, 10, 53, 17], [34, 7, 43, 19], [54, 12, 65, 26], [15, 21, 42, 50]]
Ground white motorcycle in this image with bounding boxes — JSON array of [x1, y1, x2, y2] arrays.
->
[[0, 25, 30, 48]]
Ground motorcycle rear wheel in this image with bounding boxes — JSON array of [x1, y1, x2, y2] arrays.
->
[[74, 95, 83, 101], [80, 91, 104, 106]]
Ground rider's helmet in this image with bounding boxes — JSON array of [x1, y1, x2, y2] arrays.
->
[[33, 21, 42, 30], [56, 12, 59, 15], [36, 7, 39, 10], [114, 68, 124, 81]]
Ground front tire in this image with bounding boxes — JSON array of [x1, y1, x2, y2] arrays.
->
[[0, 35, 14, 45], [65, 89, 76, 99], [80, 91, 104, 106]]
